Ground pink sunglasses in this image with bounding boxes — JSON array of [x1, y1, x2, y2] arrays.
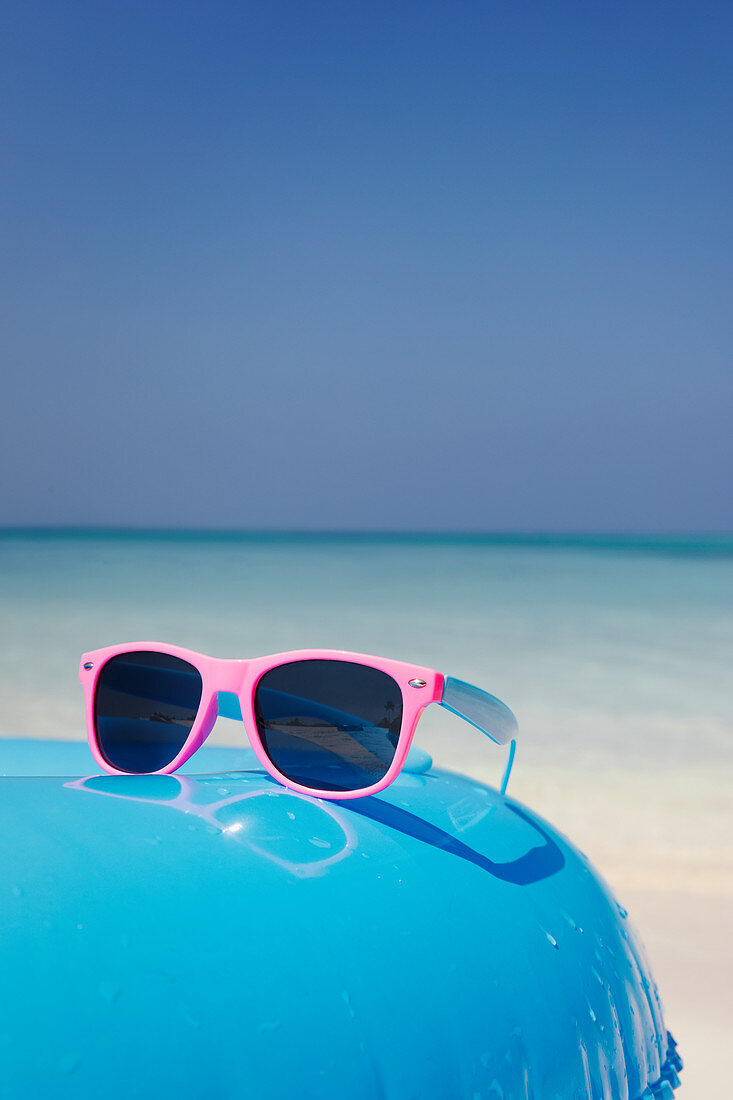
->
[[79, 643, 518, 800]]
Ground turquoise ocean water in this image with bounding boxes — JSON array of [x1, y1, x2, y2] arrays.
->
[[1, 531, 731, 773]]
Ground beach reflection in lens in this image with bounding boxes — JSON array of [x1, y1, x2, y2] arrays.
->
[[94, 651, 202, 773], [255, 660, 403, 792]]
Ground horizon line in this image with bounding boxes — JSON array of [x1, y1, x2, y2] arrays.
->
[[1, 526, 732, 544]]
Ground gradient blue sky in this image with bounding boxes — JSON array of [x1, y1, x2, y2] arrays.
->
[[2, 1, 731, 530]]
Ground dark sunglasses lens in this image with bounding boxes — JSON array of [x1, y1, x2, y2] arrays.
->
[[254, 660, 403, 792], [94, 652, 203, 772]]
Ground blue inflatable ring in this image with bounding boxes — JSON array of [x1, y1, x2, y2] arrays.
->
[[0, 741, 682, 1099]]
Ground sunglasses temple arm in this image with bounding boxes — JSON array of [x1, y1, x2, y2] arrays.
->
[[500, 739, 517, 795], [437, 675, 519, 793]]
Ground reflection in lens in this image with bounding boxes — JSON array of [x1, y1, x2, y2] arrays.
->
[[254, 660, 403, 792], [94, 651, 203, 772]]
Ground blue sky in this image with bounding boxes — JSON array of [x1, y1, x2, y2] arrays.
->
[[2, 1, 731, 530]]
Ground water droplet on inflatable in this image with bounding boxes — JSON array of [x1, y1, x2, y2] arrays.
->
[[256, 1020, 281, 1034]]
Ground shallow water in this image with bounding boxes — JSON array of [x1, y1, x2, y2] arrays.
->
[[1, 532, 731, 771]]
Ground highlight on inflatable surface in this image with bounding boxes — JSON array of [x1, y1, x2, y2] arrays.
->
[[1, 739, 682, 1100]]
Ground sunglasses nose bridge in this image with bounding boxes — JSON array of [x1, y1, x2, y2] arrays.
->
[[211, 657, 249, 696]]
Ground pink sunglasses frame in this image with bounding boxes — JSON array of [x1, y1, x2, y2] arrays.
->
[[80, 642, 518, 799], [79, 642, 446, 800]]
